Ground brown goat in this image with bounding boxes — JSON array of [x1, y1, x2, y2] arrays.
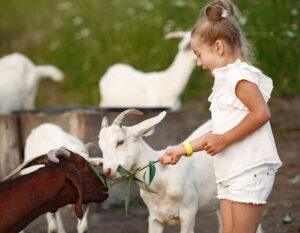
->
[[0, 149, 108, 233]]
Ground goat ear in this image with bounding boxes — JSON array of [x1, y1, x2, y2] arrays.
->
[[66, 171, 84, 219], [101, 116, 109, 128], [130, 111, 166, 139]]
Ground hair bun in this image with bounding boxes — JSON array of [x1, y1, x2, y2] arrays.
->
[[204, 0, 234, 22]]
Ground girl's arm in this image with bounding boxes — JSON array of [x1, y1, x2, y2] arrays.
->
[[159, 131, 211, 165], [203, 80, 271, 155], [159, 80, 271, 164]]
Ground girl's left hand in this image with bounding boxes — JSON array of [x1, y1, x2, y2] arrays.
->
[[202, 133, 228, 156]]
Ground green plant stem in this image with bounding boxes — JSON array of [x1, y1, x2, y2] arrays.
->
[[105, 160, 159, 188]]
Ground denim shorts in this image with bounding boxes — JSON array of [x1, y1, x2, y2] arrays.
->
[[217, 165, 276, 205]]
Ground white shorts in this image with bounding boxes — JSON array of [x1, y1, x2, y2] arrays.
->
[[217, 164, 276, 205]]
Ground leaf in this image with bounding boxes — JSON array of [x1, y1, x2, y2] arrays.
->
[[143, 171, 157, 194], [117, 166, 132, 177], [148, 161, 156, 185], [133, 176, 143, 183], [106, 176, 128, 187], [87, 161, 106, 186], [124, 175, 134, 216]]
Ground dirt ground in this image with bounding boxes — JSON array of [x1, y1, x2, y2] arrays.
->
[[23, 97, 300, 233]]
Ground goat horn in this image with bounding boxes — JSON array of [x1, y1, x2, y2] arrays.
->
[[112, 109, 143, 126], [3, 150, 70, 181], [48, 148, 70, 163]]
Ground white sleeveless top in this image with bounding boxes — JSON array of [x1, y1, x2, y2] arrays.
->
[[209, 59, 282, 183]]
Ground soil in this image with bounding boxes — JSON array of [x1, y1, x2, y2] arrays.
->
[[23, 98, 300, 233]]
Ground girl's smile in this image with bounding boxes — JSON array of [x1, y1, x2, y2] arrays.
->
[[190, 38, 243, 77]]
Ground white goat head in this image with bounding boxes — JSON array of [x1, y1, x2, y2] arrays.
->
[[99, 109, 166, 178]]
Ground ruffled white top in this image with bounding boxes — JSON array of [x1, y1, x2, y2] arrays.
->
[[209, 59, 282, 183]]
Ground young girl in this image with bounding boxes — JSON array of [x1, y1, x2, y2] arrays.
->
[[159, 1, 282, 233]]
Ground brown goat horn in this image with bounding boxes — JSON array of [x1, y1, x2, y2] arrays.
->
[[112, 109, 144, 126], [47, 148, 70, 163], [3, 150, 70, 181]]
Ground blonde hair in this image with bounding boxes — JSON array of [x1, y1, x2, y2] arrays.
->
[[191, 0, 254, 63]]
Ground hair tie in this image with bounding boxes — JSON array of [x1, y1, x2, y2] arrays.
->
[[222, 9, 229, 18]]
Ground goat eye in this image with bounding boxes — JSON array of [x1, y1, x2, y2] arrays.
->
[[116, 140, 124, 147]]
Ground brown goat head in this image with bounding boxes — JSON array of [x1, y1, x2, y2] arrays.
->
[[45, 149, 109, 219], [0, 149, 108, 233]]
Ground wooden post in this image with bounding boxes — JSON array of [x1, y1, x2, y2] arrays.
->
[[0, 115, 21, 179]]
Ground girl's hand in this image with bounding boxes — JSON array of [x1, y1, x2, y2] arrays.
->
[[202, 133, 228, 156], [159, 145, 185, 165]]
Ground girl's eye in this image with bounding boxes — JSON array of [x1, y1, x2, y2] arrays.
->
[[116, 140, 124, 147]]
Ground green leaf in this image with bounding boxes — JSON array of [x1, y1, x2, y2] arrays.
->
[[106, 176, 128, 187], [148, 161, 156, 185], [133, 176, 143, 183], [124, 175, 134, 216], [143, 171, 157, 194], [117, 166, 131, 177], [87, 161, 106, 186]]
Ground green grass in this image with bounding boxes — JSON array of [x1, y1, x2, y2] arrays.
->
[[0, 0, 299, 108]]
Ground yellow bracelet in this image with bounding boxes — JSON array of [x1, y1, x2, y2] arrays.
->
[[183, 141, 193, 157]]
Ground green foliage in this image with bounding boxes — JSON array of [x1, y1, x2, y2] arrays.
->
[[0, 0, 299, 108], [95, 160, 159, 216], [115, 160, 158, 216]]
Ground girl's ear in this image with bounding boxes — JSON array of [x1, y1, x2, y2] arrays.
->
[[215, 40, 224, 56]]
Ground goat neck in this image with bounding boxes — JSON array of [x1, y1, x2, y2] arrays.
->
[[164, 50, 196, 95], [132, 139, 162, 186]]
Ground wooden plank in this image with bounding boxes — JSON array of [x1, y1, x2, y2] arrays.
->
[[0, 115, 21, 179]]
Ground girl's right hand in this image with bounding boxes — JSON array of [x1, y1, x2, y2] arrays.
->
[[159, 145, 185, 165]]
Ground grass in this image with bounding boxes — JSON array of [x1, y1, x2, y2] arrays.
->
[[0, 0, 299, 108]]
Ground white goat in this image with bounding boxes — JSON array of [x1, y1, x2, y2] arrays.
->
[[0, 53, 63, 114], [98, 109, 264, 233], [99, 31, 196, 110], [22, 123, 91, 233]]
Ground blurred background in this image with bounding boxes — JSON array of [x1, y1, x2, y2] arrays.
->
[[0, 1, 300, 232], [1, 0, 299, 109]]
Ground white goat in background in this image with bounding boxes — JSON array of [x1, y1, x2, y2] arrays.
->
[[98, 109, 264, 233], [21, 123, 92, 233], [99, 31, 196, 110], [0, 53, 63, 114]]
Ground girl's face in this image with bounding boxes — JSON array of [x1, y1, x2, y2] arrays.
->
[[190, 38, 224, 76]]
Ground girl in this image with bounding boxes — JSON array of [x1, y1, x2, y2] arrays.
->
[[159, 1, 282, 233]]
